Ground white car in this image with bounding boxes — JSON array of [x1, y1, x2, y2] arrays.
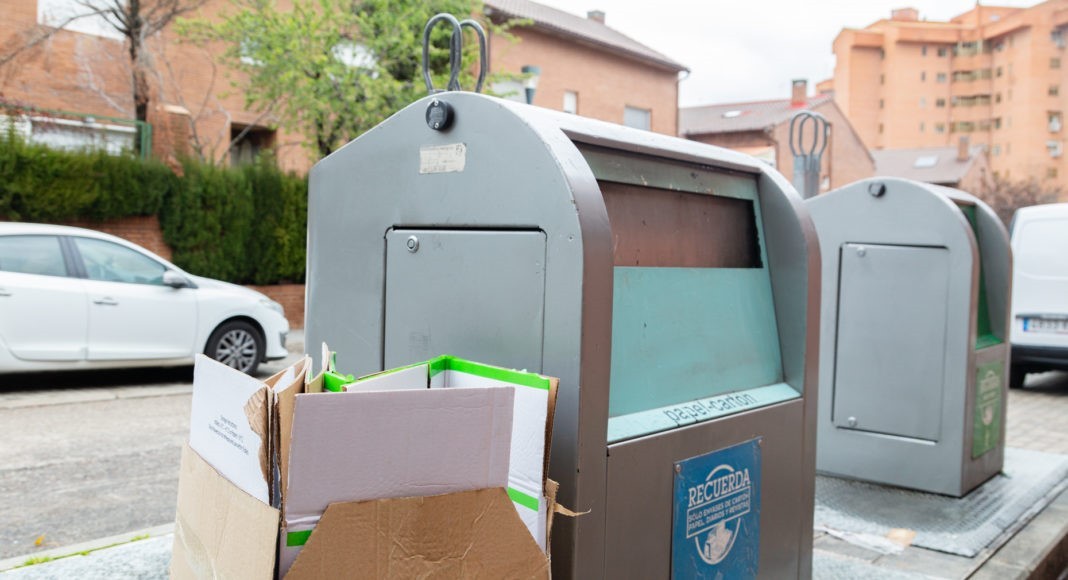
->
[[0, 222, 289, 375], [1009, 203, 1068, 388]]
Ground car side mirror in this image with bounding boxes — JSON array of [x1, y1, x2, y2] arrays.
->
[[163, 270, 193, 289]]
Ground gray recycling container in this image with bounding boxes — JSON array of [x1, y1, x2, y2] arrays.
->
[[305, 92, 821, 578], [806, 178, 1011, 497]]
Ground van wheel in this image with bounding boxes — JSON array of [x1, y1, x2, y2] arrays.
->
[[1008, 366, 1026, 389], [206, 321, 263, 375]]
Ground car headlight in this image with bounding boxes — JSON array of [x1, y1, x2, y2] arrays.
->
[[260, 298, 285, 317]]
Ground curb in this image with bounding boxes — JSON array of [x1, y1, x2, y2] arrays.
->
[[0, 524, 173, 573]]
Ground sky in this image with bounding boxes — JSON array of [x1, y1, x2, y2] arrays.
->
[[531, 0, 1041, 107]]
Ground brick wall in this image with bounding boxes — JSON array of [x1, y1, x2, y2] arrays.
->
[[249, 283, 305, 329], [490, 27, 681, 135]]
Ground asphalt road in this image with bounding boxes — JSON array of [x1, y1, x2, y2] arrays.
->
[[0, 352, 301, 561]]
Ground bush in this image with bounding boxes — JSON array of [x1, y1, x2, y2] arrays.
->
[[0, 130, 308, 284], [160, 155, 307, 284], [0, 129, 174, 221]]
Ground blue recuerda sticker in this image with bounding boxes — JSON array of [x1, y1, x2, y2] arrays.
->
[[672, 438, 761, 579]]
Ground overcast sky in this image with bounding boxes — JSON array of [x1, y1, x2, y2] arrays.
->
[[532, 0, 1041, 107]]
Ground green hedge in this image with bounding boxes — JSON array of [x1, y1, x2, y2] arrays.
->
[[0, 129, 174, 221], [161, 156, 307, 284], [0, 131, 307, 284]]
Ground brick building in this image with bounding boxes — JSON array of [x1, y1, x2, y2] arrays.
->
[[1, 0, 686, 171], [679, 80, 876, 193], [832, 2, 1068, 185], [484, 0, 687, 135], [0, 0, 312, 172]]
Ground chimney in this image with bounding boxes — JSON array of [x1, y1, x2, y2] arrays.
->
[[891, 7, 919, 21], [957, 135, 970, 161], [587, 10, 605, 24], [791, 79, 808, 107]]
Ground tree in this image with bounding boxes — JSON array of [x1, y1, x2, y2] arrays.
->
[[980, 175, 1063, 227], [180, 0, 493, 158], [0, 0, 209, 154]]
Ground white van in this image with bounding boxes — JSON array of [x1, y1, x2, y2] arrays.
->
[[1009, 203, 1068, 388]]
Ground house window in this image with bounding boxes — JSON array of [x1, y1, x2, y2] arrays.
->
[[919, 122, 925, 132], [996, 93, 1002, 103], [1053, 57, 1062, 70], [936, 98, 946, 108], [1048, 167, 1059, 179], [935, 123, 946, 134], [936, 72, 947, 83], [996, 66, 1003, 78], [623, 106, 651, 131], [921, 71, 927, 82], [880, 74, 885, 85], [879, 99, 884, 109], [994, 118, 1002, 130], [1050, 111, 1063, 132], [920, 97, 926, 107], [878, 123, 884, 134], [563, 91, 578, 114], [26, 116, 135, 154], [229, 124, 275, 166], [922, 45, 928, 56], [938, 47, 948, 57], [993, 144, 1001, 156], [1051, 85, 1061, 97]]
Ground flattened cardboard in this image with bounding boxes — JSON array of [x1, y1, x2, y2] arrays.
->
[[279, 386, 515, 576], [188, 355, 271, 503], [285, 488, 549, 580], [171, 445, 279, 579]]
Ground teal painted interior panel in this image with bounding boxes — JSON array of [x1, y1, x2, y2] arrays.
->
[[608, 267, 784, 417]]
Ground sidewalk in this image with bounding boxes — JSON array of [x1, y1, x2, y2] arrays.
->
[[0, 367, 1065, 578], [813, 371, 1068, 579]]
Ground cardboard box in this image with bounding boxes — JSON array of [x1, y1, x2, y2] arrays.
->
[[171, 352, 559, 579]]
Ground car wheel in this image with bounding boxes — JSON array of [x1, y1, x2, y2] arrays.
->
[[207, 321, 263, 375], [1008, 366, 1027, 389]]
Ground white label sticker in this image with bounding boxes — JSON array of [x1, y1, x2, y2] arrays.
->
[[420, 143, 466, 174]]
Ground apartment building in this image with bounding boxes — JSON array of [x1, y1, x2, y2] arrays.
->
[[484, 0, 687, 135], [832, 2, 1068, 184]]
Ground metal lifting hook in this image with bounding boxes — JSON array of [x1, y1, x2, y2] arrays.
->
[[421, 13, 488, 94], [788, 111, 830, 199]]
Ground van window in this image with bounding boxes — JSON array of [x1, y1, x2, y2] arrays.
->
[[1017, 219, 1068, 277]]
